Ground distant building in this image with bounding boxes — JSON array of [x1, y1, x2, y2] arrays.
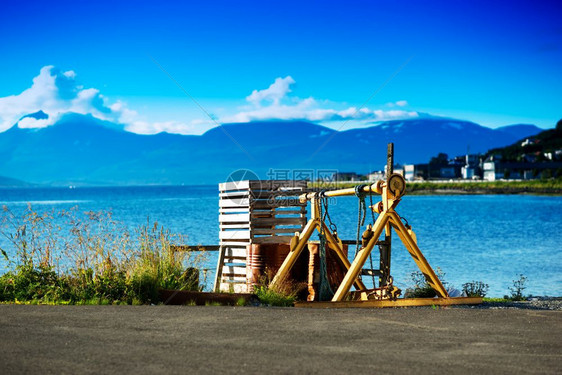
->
[[483, 161, 502, 181], [483, 158, 562, 181], [461, 153, 481, 179], [404, 165, 415, 181], [403, 164, 429, 181], [384, 164, 404, 177], [461, 165, 475, 179], [335, 172, 360, 182], [367, 170, 385, 182]]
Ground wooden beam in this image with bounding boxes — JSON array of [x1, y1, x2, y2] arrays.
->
[[295, 297, 483, 308]]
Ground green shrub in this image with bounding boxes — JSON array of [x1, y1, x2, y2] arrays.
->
[[462, 281, 489, 297], [254, 285, 296, 307], [404, 268, 447, 298], [252, 274, 304, 307], [505, 274, 528, 301]]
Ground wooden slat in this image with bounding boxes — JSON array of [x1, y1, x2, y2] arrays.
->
[[219, 180, 250, 191], [219, 208, 250, 214], [219, 230, 251, 240], [249, 180, 307, 189], [223, 256, 246, 263], [223, 247, 247, 258], [219, 191, 250, 198], [219, 240, 251, 247], [251, 217, 306, 227], [220, 275, 247, 281], [249, 191, 305, 200], [219, 213, 251, 222], [251, 209, 305, 217], [252, 199, 306, 209], [219, 198, 250, 208], [294, 297, 483, 309], [252, 236, 294, 244], [220, 223, 250, 230], [252, 228, 302, 235], [222, 265, 246, 275]]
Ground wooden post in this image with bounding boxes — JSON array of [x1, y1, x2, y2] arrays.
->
[[379, 143, 393, 287]]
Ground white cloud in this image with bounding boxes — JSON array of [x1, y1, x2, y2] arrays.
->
[[0, 68, 420, 135], [223, 78, 418, 126], [385, 100, 408, 108], [126, 119, 203, 135], [0, 66, 196, 134], [246, 76, 295, 105]]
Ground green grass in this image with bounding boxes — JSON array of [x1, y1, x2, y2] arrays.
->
[[254, 285, 296, 307], [483, 297, 512, 303], [0, 206, 206, 305]]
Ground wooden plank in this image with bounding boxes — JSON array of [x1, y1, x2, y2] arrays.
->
[[249, 180, 307, 189], [219, 230, 251, 240], [220, 223, 250, 230], [252, 199, 306, 209], [219, 241, 251, 248], [294, 297, 483, 309], [251, 217, 306, 227], [213, 245, 227, 292], [219, 198, 250, 208], [219, 180, 250, 191], [219, 213, 250, 223], [219, 191, 250, 198], [252, 228, 302, 235], [223, 247, 247, 258], [223, 256, 246, 264], [251, 209, 305, 217], [220, 275, 247, 282], [222, 265, 246, 275], [219, 208, 250, 214], [252, 235, 294, 244], [249, 191, 305, 200]]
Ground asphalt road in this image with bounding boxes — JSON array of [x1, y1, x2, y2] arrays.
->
[[0, 305, 560, 374]]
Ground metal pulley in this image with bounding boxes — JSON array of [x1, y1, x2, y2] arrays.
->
[[387, 173, 406, 198]]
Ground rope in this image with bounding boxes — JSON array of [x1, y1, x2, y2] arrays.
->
[[353, 185, 367, 260], [317, 192, 334, 301], [353, 184, 377, 288], [320, 190, 337, 233], [367, 188, 377, 287]]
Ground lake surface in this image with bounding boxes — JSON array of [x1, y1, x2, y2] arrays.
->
[[1, 186, 560, 297]]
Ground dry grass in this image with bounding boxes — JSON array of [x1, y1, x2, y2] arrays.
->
[[0, 205, 206, 304]]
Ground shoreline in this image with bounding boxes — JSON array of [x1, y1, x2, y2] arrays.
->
[[310, 179, 562, 196]]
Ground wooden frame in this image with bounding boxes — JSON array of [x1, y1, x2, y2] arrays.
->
[[270, 175, 458, 304], [214, 180, 308, 292]]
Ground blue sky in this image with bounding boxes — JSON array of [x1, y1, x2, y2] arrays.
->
[[0, 0, 560, 134]]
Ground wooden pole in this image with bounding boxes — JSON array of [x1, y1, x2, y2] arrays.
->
[[379, 143, 394, 287]]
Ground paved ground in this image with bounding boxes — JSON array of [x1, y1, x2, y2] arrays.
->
[[0, 305, 560, 374]]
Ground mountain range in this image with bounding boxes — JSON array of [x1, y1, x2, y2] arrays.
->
[[0, 112, 544, 186]]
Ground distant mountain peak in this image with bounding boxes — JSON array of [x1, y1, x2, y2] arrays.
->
[[0, 115, 548, 185], [19, 110, 49, 121]]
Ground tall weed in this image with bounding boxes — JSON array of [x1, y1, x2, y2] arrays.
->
[[0, 205, 206, 304]]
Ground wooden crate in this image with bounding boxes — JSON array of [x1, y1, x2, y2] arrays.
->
[[213, 180, 308, 292]]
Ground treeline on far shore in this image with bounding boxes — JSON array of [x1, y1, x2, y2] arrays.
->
[[310, 178, 562, 195]]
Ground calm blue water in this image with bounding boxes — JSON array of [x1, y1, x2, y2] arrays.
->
[[1, 186, 560, 297]]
